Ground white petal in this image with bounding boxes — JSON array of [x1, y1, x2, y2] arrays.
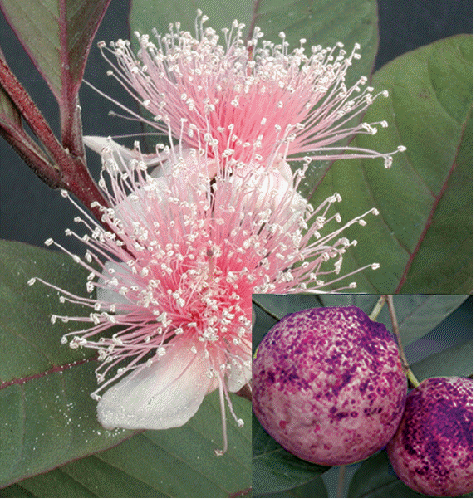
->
[[272, 161, 308, 214], [97, 339, 214, 430], [83, 135, 164, 169], [227, 361, 252, 393], [232, 165, 297, 214], [96, 261, 132, 308], [161, 148, 219, 179], [275, 160, 293, 184], [83, 135, 113, 155]]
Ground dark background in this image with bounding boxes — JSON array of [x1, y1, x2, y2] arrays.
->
[[0, 0, 472, 330]]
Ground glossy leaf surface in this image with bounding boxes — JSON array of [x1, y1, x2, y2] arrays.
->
[[95, 391, 251, 498], [253, 412, 329, 497], [347, 450, 471, 498], [5, 390, 251, 497], [0, 239, 134, 487], [310, 35, 473, 293]]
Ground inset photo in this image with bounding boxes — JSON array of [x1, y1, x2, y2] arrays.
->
[[252, 295, 472, 498]]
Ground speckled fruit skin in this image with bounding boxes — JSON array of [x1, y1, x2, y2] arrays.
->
[[253, 306, 407, 466], [386, 377, 473, 497]]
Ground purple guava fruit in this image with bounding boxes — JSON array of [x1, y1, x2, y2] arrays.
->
[[253, 306, 407, 466], [386, 377, 473, 496]]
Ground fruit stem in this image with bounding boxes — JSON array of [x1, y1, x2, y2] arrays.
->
[[406, 370, 420, 389], [369, 295, 386, 320], [385, 295, 420, 388], [336, 465, 346, 497]]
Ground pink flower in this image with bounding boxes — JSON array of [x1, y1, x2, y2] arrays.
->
[[97, 12, 405, 167], [29, 139, 380, 455]]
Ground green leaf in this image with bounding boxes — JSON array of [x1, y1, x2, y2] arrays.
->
[[0, 239, 135, 488], [347, 451, 427, 497], [253, 414, 329, 497], [4, 468, 98, 498], [411, 339, 473, 380], [0, 483, 35, 497], [130, 0, 378, 87], [97, 393, 251, 497], [6, 390, 251, 497], [320, 294, 470, 347], [347, 450, 471, 498], [252, 294, 469, 350], [311, 34, 473, 293], [0, 239, 90, 380], [261, 476, 328, 497], [0, 0, 110, 103]]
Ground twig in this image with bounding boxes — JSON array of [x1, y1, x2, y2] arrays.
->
[[0, 50, 110, 222], [336, 465, 346, 497], [369, 295, 386, 321], [385, 295, 420, 388]]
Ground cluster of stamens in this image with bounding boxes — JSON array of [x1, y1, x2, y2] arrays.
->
[[94, 12, 405, 168]]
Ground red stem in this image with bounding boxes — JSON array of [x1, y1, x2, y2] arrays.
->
[[0, 55, 66, 167], [0, 53, 110, 221], [60, 92, 85, 161]]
